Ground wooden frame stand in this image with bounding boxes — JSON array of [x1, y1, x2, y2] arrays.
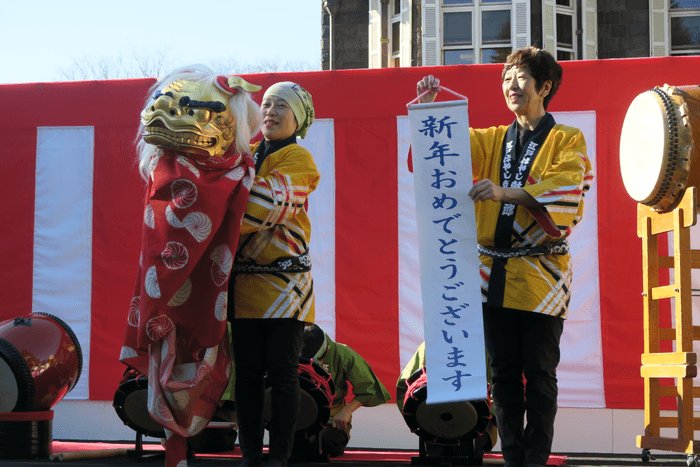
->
[[636, 187, 700, 462]]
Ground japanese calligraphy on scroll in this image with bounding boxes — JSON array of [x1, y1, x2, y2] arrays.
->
[[407, 100, 487, 404]]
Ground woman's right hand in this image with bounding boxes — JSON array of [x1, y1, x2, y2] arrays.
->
[[417, 75, 440, 103]]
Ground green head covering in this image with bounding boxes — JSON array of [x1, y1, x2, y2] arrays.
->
[[263, 81, 315, 139]]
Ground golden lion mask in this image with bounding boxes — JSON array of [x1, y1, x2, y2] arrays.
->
[[141, 77, 255, 158]]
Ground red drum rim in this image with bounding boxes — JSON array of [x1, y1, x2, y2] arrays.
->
[[0, 410, 54, 421], [0, 313, 84, 412], [36, 312, 84, 390], [263, 359, 335, 437], [401, 367, 492, 445]]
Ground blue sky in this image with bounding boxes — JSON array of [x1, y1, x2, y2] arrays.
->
[[2, 1, 322, 84]]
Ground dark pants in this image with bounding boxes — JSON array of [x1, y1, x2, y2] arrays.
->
[[233, 319, 305, 466], [482, 306, 564, 467]]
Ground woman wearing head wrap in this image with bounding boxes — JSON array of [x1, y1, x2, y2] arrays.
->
[[228, 81, 320, 467]]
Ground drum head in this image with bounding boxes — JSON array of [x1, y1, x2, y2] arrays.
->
[[263, 378, 331, 437], [296, 390, 320, 430], [0, 357, 19, 412], [113, 377, 166, 439], [263, 361, 334, 437], [0, 337, 34, 411], [620, 91, 668, 203], [415, 400, 478, 441], [402, 368, 492, 445], [620, 85, 699, 211]]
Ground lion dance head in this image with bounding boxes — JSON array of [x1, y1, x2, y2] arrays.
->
[[136, 64, 262, 180]]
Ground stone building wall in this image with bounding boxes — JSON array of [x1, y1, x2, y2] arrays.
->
[[320, 0, 657, 70], [322, 0, 369, 70], [597, 0, 650, 58]]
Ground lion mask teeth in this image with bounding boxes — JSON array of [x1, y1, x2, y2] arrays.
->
[[141, 79, 237, 158]]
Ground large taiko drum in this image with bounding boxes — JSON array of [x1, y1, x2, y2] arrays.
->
[[620, 84, 700, 212], [401, 367, 492, 445], [114, 371, 238, 452], [264, 359, 335, 437], [113, 373, 166, 439], [0, 312, 83, 412]]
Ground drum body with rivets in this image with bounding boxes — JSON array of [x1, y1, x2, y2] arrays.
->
[[401, 367, 492, 445], [113, 374, 166, 439], [620, 84, 700, 212], [0, 313, 82, 412], [263, 360, 335, 437]]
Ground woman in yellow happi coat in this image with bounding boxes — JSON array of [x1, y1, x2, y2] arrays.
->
[[228, 81, 320, 467], [416, 47, 593, 467]]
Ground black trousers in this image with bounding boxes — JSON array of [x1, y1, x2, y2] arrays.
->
[[232, 319, 305, 465], [482, 305, 564, 467]]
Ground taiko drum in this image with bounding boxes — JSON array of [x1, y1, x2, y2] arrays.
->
[[0, 312, 82, 412], [620, 84, 700, 212]]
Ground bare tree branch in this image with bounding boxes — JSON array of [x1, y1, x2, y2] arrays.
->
[[213, 55, 320, 75], [57, 48, 320, 81], [57, 47, 176, 80]]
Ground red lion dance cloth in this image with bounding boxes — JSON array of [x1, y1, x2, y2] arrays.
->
[[120, 66, 262, 467]]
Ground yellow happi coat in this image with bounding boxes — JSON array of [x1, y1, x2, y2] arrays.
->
[[471, 122, 593, 319], [231, 142, 320, 322]]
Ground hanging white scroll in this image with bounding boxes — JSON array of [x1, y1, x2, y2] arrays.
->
[[407, 95, 487, 404]]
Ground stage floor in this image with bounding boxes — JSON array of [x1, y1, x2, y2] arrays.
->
[[0, 455, 693, 467], [0, 442, 692, 467]]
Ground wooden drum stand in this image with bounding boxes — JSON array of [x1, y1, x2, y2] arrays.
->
[[636, 187, 700, 465]]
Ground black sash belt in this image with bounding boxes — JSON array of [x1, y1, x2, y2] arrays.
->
[[478, 238, 569, 259], [233, 251, 311, 274]]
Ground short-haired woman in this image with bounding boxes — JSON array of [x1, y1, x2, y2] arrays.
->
[[415, 47, 594, 467]]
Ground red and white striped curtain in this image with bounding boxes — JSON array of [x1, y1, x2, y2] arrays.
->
[[2, 57, 700, 409]]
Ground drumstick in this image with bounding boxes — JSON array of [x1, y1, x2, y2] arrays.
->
[[49, 448, 128, 461]]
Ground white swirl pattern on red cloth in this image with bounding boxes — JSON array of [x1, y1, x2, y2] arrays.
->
[[224, 165, 245, 182], [144, 204, 155, 228], [165, 205, 183, 228], [121, 144, 254, 467], [194, 360, 212, 385], [182, 212, 212, 242], [147, 315, 174, 341], [162, 242, 189, 270], [177, 156, 200, 179], [171, 179, 198, 209], [155, 393, 175, 423], [161, 339, 169, 362], [188, 415, 208, 435], [120, 346, 138, 360], [172, 390, 190, 409], [171, 363, 197, 382], [128, 297, 140, 327], [167, 278, 192, 307], [203, 347, 218, 367], [243, 166, 255, 190], [145, 266, 161, 298], [215, 292, 227, 321], [209, 244, 233, 286]]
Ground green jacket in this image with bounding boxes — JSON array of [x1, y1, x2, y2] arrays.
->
[[316, 332, 391, 435]]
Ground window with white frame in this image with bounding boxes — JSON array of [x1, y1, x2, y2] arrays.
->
[[391, 0, 402, 65], [670, 0, 700, 55], [441, 0, 512, 65], [555, 0, 576, 60]]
